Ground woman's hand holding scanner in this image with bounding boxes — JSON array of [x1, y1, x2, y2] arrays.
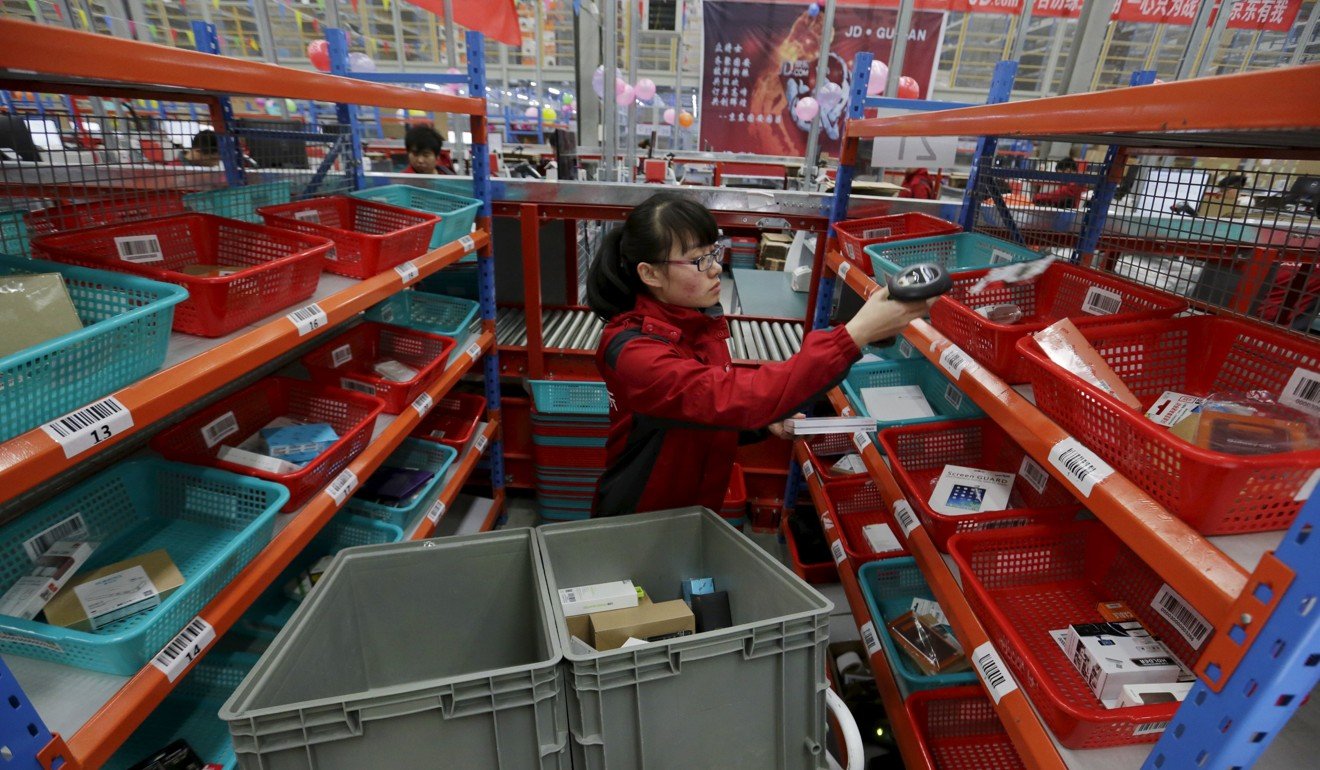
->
[[845, 287, 934, 348]]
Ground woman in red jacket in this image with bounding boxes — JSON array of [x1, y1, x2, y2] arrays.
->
[[586, 193, 931, 516]]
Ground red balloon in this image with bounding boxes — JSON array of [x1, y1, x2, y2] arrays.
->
[[897, 76, 920, 99], [307, 40, 331, 73]]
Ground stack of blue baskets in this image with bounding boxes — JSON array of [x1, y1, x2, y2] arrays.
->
[[728, 236, 758, 270], [529, 380, 611, 521]]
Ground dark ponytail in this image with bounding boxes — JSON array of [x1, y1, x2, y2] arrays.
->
[[586, 192, 719, 320]]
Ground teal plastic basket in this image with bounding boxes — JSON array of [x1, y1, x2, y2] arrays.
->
[[236, 514, 404, 642], [365, 290, 481, 342], [528, 380, 610, 416], [865, 232, 1044, 280], [0, 254, 187, 443], [183, 181, 293, 223], [0, 459, 287, 675], [841, 358, 983, 430], [345, 438, 458, 529], [350, 185, 481, 249], [531, 435, 607, 448], [857, 557, 978, 692], [0, 208, 30, 255], [106, 651, 258, 770]]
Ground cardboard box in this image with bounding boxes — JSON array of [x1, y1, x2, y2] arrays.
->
[[0, 272, 84, 358], [758, 233, 792, 266], [1064, 621, 1192, 707], [44, 549, 185, 631], [0, 540, 97, 621], [1033, 319, 1142, 410], [559, 579, 638, 617], [1097, 601, 1137, 623], [590, 599, 695, 651]]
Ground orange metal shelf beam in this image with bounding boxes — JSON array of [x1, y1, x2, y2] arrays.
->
[[0, 19, 485, 114], [826, 250, 1246, 621], [408, 418, 501, 541], [845, 64, 1320, 140], [58, 332, 495, 769], [812, 394, 1070, 770], [0, 232, 489, 500], [793, 441, 932, 770]]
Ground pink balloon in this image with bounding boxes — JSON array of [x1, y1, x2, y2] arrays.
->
[[620, 85, 635, 105], [663, 107, 676, 125], [867, 61, 889, 96], [525, 106, 537, 118], [634, 77, 656, 101], [615, 77, 629, 96], [438, 85, 458, 96], [793, 96, 820, 122], [897, 76, 920, 99]]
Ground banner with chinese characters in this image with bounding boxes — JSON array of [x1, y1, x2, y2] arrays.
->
[[1111, 0, 1303, 31], [699, 1, 946, 157]]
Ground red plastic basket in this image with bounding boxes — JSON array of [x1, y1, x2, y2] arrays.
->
[[150, 377, 385, 511], [532, 443, 607, 468], [821, 476, 907, 565], [1016, 315, 1320, 534], [802, 432, 868, 483], [26, 193, 187, 236], [833, 213, 961, 275], [784, 512, 838, 584], [878, 418, 1082, 551], [905, 687, 1025, 770], [929, 262, 1188, 382], [31, 213, 331, 337], [948, 521, 1197, 748], [412, 392, 486, 449], [720, 462, 748, 524], [302, 322, 456, 414], [257, 196, 438, 279]]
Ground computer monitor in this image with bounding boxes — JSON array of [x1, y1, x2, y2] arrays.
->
[[0, 115, 41, 162], [235, 117, 308, 169]]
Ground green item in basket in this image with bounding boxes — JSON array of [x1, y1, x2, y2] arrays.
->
[[0, 272, 84, 357]]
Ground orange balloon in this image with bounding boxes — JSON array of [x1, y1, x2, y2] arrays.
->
[[677, 111, 694, 128]]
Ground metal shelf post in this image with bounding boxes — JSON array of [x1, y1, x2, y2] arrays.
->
[[958, 60, 1018, 235], [191, 21, 245, 188]]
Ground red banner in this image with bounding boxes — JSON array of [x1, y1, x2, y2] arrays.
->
[[946, 0, 1025, 13], [1032, 0, 1085, 18], [1110, 0, 1303, 31], [699, 1, 946, 157]]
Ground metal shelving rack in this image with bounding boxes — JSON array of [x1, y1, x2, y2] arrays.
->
[[0, 18, 506, 768], [799, 57, 1320, 769]]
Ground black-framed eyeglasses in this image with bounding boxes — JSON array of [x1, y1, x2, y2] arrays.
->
[[658, 242, 725, 272]]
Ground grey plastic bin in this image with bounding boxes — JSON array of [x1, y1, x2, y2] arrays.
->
[[219, 530, 570, 770], [536, 507, 834, 770]]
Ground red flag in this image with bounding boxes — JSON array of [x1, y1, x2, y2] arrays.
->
[[410, 0, 522, 47]]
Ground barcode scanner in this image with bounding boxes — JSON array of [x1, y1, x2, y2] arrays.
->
[[876, 262, 952, 347]]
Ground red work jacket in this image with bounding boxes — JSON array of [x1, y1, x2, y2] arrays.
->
[[592, 294, 860, 516]]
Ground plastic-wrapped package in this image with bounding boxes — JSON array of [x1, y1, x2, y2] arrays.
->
[[1172, 390, 1320, 455], [1031, 318, 1142, 409]]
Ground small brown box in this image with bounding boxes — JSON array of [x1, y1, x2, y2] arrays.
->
[[43, 549, 185, 631], [590, 599, 695, 651]]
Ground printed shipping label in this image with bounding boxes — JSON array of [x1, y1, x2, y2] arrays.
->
[[412, 392, 434, 417], [1280, 368, 1320, 418], [151, 617, 215, 682], [201, 411, 240, 449], [1048, 438, 1114, 497], [853, 431, 872, 452], [1134, 721, 1170, 737], [939, 344, 976, 380], [22, 514, 89, 562], [972, 642, 1019, 705], [1019, 456, 1051, 495], [74, 565, 159, 631], [426, 499, 446, 524], [892, 500, 921, 539], [41, 397, 133, 459], [325, 469, 359, 506], [1151, 584, 1212, 650], [831, 539, 847, 565], [331, 344, 353, 368], [1082, 286, 1123, 316], [339, 378, 377, 396], [114, 234, 164, 263]]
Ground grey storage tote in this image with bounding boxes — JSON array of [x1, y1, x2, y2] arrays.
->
[[219, 530, 570, 770], [536, 507, 834, 770]]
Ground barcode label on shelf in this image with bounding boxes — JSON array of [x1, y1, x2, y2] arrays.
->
[[426, 498, 446, 524], [114, 234, 164, 263], [1152, 584, 1211, 650], [23, 514, 89, 562], [1280, 368, 1320, 418], [412, 392, 434, 416], [1019, 457, 1050, 495], [893, 500, 921, 539], [340, 378, 377, 396], [990, 248, 1015, 265], [1048, 438, 1114, 497], [820, 513, 834, 531], [325, 469, 359, 506], [331, 344, 353, 368], [898, 337, 914, 358], [40, 397, 133, 459], [287, 303, 327, 336], [944, 383, 964, 411], [1082, 286, 1123, 315], [474, 433, 489, 454], [394, 261, 420, 285], [201, 411, 240, 448], [853, 431, 872, 452], [862, 227, 893, 240], [831, 539, 847, 565], [939, 345, 976, 380], [293, 209, 320, 223], [1134, 721, 1170, 737], [1296, 469, 1320, 502], [972, 642, 1018, 705], [861, 621, 882, 657], [459, 234, 476, 252], [837, 261, 851, 281], [802, 460, 815, 478], [466, 341, 483, 361], [151, 617, 215, 682], [840, 405, 853, 417]]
